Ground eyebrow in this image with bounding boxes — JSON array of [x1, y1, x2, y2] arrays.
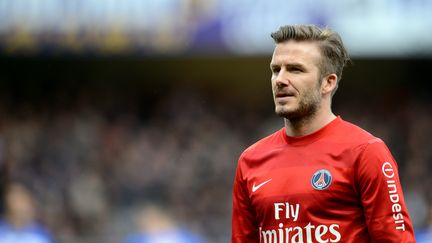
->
[[270, 62, 306, 69]]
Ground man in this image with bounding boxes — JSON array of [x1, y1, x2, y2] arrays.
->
[[0, 182, 53, 243], [231, 25, 415, 242]]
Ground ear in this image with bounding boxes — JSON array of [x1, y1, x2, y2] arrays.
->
[[321, 73, 338, 95]]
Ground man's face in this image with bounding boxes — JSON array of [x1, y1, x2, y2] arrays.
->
[[270, 40, 324, 120]]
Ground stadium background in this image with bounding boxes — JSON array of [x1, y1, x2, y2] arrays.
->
[[0, 1, 431, 242]]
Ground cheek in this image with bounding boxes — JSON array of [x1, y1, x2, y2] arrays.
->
[[302, 76, 321, 91], [270, 79, 277, 92]]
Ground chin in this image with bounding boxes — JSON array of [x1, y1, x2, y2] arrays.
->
[[275, 106, 295, 117], [275, 105, 311, 120]]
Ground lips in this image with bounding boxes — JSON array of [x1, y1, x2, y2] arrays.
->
[[275, 92, 295, 98]]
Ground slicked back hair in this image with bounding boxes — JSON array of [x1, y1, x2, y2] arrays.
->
[[271, 25, 351, 94]]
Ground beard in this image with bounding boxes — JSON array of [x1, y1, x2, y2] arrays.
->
[[274, 86, 321, 122]]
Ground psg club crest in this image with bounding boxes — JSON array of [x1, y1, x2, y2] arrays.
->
[[311, 169, 332, 190]]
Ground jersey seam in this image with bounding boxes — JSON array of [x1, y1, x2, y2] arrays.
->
[[353, 141, 372, 199]]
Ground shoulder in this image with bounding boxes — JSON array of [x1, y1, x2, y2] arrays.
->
[[240, 128, 285, 161], [341, 120, 398, 176], [336, 118, 378, 144], [124, 234, 147, 243], [29, 223, 54, 242], [0, 219, 9, 232], [324, 118, 388, 162]]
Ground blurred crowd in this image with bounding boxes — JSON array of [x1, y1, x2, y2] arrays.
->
[[2, 0, 432, 57], [0, 88, 431, 242]]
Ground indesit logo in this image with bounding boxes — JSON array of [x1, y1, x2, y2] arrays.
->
[[382, 162, 395, 178], [381, 161, 406, 231]]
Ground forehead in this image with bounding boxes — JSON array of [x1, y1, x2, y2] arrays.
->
[[271, 40, 322, 66]]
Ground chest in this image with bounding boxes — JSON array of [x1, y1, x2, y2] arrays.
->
[[245, 146, 360, 222]]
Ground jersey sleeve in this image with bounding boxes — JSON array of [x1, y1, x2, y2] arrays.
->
[[231, 155, 259, 243], [355, 139, 415, 242]]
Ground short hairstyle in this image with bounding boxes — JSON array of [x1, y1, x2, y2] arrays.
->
[[271, 25, 351, 93]]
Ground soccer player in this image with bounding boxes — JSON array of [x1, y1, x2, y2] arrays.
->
[[231, 25, 415, 242]]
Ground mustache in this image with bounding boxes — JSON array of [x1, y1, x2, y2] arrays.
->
[[274, 88, 296, 97]]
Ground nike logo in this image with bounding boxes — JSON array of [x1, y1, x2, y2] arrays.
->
[[252, 179, 272, 192]]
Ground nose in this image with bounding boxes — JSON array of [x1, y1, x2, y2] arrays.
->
[[273, 69, 289, 87]]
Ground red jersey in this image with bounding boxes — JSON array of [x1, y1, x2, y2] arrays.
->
[[232, 116, 415, 243]]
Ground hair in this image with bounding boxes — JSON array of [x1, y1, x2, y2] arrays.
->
[[271, 24, 351, 94]]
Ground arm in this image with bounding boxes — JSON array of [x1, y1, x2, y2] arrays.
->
[[356, 139, 415, 242], [231, 159, 259, 243]]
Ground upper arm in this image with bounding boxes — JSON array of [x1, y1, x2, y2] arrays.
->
[[231, 157, 259, 243], [356, 140, 415, 242]]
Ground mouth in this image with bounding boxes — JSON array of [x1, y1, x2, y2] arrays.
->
[[275, 92, 295, 98]]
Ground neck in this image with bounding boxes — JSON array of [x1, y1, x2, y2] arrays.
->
[[6, 214, 31, 228], [284, 106, 336, 137]]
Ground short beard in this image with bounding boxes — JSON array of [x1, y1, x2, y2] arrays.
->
[[275, 88, 321, 125]]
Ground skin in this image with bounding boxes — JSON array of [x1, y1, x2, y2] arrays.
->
[[270, 40, 338, 137], [5, 184, 36, 228]]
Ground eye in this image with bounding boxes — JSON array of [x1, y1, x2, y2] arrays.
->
[[289, 67, 303, 73], [271, 66, 280, 74]]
